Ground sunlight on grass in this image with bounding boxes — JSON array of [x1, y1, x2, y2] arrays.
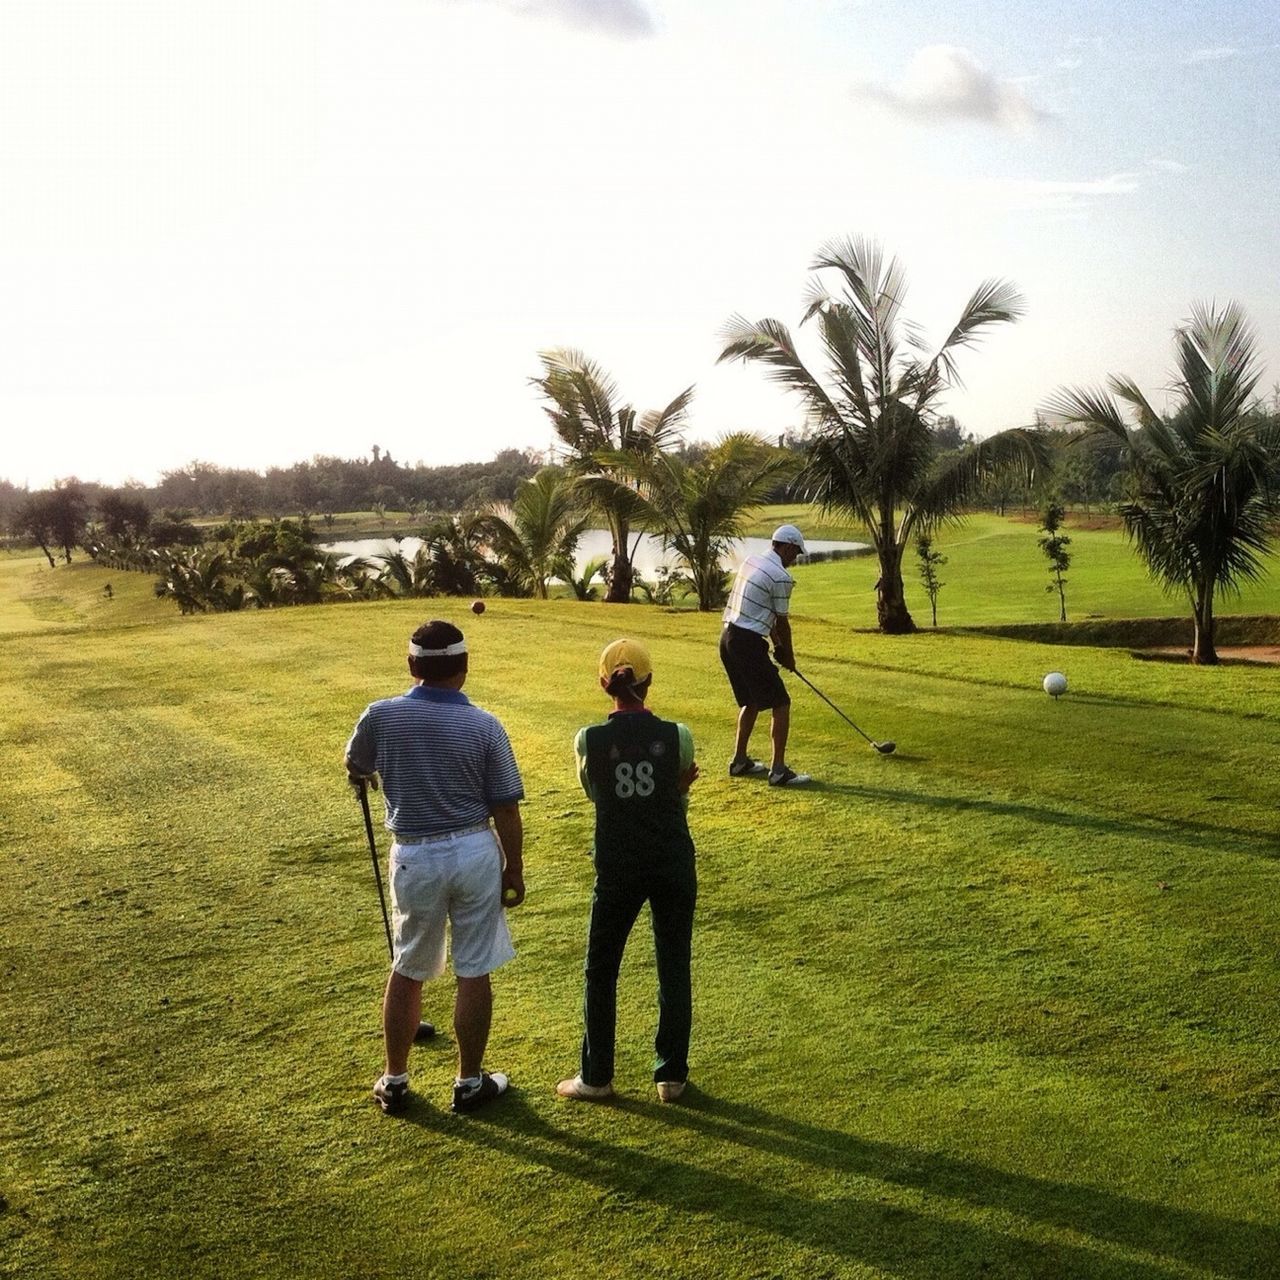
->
[[3, 544, 1279, 1279]]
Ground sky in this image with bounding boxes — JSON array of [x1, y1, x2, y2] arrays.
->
[[2, 0, 1278, 489]]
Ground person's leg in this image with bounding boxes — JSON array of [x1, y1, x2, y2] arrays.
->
[[733, 704, 759, 763], [448, 830, 516, 1082], [769, 700, 790, 772], [581, 873, 645, 1087], [383, 970, 424, 1078], [454, 973, 492, 1080], [650, 858, 697, 1084]]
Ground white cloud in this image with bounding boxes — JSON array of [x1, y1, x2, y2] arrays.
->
[[448, 0, 657, 38], [1056, 57, 1082, 70], [1147, 157, 1189, 174], [853, 45, 1047, 133], [1183, 46, 1238, 64], [965, 172, 1142, 215]]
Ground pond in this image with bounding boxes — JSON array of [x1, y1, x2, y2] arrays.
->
[[322, 530, 871, 577]]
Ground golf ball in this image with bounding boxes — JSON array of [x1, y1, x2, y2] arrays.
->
[[1043, 671, 1068, 698]]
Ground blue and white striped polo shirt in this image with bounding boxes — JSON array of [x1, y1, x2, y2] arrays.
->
[[345, 686, 524, 837], [722, 549, 794, 636]]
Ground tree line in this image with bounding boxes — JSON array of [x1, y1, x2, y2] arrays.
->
[[7, 235, 1279, 663]]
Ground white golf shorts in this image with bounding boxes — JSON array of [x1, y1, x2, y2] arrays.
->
[[388, 826, 515, 981]]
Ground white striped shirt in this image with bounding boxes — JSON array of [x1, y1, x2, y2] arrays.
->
[[345, 686, 524, 836], [722, 550, 794, 636]]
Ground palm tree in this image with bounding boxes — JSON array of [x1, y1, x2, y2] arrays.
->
[[567, 555, 609, 601], [476, 467, 587, 599], [534, 349, 691, 603], [419, 513, 490, 596], [373, 546, 437, 598], [719, 236, 1044, 633], [625, 435, 796, 610], [1047, 302, 1280, 664]]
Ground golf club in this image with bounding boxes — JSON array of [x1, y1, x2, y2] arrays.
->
[[794, 670, 896, 754], [357, 778, 435, 1042]]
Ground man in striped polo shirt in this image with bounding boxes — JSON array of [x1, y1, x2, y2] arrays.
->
[[719, 524, 811, 787], [345, 619, 525, 1116]]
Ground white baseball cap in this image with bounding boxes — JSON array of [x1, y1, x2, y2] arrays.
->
[[771, 524, 806, 553]]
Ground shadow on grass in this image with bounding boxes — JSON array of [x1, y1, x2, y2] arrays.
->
[[806, 780, 1278, 860], [398, 1091, 1275, 1278]]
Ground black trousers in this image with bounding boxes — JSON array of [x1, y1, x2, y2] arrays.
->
[[580, 851, 697, 1086]]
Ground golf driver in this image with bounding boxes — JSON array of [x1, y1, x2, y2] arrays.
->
[[357, 778, 435, 1042], [794, 670, 896, 754]]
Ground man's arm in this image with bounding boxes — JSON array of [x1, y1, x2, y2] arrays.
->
[[677, 723, 699, 796], [771, 614, 795, 671], [574, 727, 595, 801], [344, 755, 379, 790], [492, 802, 524, 908]]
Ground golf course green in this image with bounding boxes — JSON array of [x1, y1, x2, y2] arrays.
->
[[3, 512, 1279, 1279]]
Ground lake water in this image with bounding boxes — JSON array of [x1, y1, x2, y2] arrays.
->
[[323, 529, 870, 576]]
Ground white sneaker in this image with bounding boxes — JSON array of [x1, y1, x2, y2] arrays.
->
[[656, 1081, 686, 1103], [556, 1075, 614, 1101]]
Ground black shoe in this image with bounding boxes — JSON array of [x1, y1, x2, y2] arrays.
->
[[414, 1021, 436, 1044], [451, 1070, 510, 1114], [768, 766, 812, 787], [373, 1075, 410, 1115]]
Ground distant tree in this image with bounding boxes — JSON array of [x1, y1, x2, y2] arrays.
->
[[98, 490, 151, 542], [42, 483, 88, 563], [1037, 502, 1071, 621], [719, 236, 1045, 632], [14, 492, 58, 567], [1048, 302, 1280, 663], [915, 534, 947, 627], [534, 349, 691, 603], [148, 513, 203, 548]]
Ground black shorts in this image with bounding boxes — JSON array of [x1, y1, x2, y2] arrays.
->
[[719, 624, 790, 709]]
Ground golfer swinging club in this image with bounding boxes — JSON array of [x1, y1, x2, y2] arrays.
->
[[720, 523, 810, 786], [557, 639, 699, 1104], [345, 619, 525, 1116]]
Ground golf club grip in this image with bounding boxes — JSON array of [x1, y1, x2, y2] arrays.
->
[[358, 780, 395, 959]]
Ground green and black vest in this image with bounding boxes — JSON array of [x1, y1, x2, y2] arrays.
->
[[583, 712, 694, 864]]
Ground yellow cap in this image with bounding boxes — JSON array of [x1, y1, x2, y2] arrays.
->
[[598, 637, 653, 683]]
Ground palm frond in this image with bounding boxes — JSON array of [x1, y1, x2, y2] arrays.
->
[[930, 278, 1025, 392], [717, 315, 847, 432]]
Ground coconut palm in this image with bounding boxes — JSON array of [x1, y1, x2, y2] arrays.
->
[[718, 236, 1045, 633], [1047, 302, 1280, 663], [373, 545, 437, 598], [476, 467, 587, 599], [419, 513, 491, 596], [568, 555, 609, 602], [622, 435, 796, 610], [534, 349, 691, 602]]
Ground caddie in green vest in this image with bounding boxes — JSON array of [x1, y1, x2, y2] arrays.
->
[[557, 638, 700, 1104]]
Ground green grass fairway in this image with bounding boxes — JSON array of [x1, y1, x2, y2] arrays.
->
[[750, 509, 1280, 631], [3, 552, 1280, 1279]]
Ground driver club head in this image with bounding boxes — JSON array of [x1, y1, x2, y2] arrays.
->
[[874, 741, 896, 755]]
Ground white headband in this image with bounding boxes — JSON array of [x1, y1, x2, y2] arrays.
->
[[409, 640, 467, 657]]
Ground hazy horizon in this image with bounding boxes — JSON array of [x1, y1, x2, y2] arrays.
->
[[3, 0, 1276, 490]]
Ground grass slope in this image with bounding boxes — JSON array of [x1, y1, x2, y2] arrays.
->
[[771, 510, 1280, 632], [2, 553, 1279, 1280]]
